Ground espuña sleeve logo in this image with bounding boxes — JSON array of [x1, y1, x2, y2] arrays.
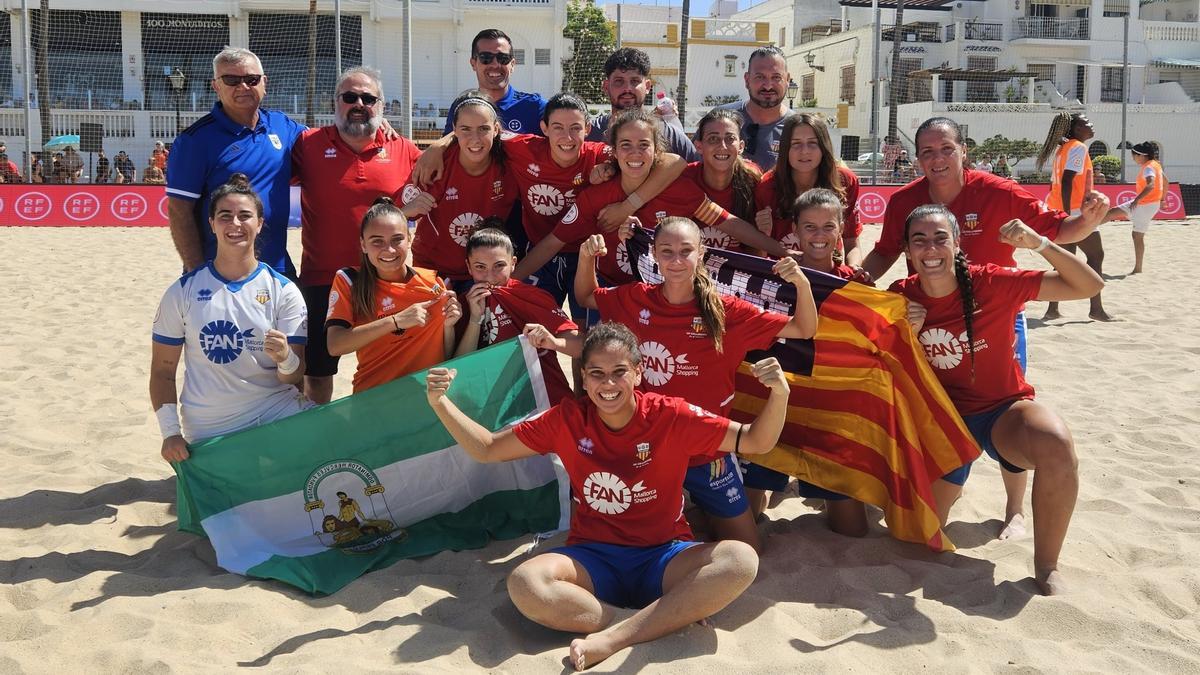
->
[[561, 203, 579, 225], [401, 184, 421, 204]]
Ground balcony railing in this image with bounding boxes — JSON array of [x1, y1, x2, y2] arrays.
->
[[882, 21, 944, 43], [1144, 21, 1200, 41], [1011, 17, 1090, 40], [692, 18, 765, 43], [964, 22, 1004, 41], [798, 19, 845, 46]]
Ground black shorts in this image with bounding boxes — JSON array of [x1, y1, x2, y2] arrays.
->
[[300, 283, 339, 377]]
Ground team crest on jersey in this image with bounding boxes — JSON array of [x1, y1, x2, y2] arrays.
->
[[196, 288, 213, 302], [324, 147, 337, 159], [401, 184, 422, 204], [304, 459, 406, 553], [527, 163, 541, 177], [572, 172, 584, 186], [654, 210, 669, 225], [255, 288, 271, 305], [376, 147, 389, 161], [527, 184, 566, 216], [963, 213, 980, 232], [268, 134, 283, 150], [492, 180, 505, 199], [769, 140, 780, 155], [689, 316, 707, 336], [507, 119, 522, 131], [634, 442, 651, 467]]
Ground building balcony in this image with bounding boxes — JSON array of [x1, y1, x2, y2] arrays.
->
[[1011, 17, 1090, 41], [944, 21, 1004, 42], [689, 18, 770, 45], [797, 19, 845, 46], [1143, 20, 1200, 41], [881, 21, 945, 44]]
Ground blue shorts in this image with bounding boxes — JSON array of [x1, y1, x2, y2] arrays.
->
[[1014, 310, 1028, 373], [684, 454, 750, 518], [739, 458, 848, 501], [527, 250, 592, 324], [940, 399, 1027, 485], [554, 540, 698, 609]]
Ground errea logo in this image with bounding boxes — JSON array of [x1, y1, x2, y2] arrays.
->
[[577, 437, 594, 455], [638, 308, 651, 325], [324, 147, 337, 159], [445, 187, 459, 201], [527, 163, 541, 177]]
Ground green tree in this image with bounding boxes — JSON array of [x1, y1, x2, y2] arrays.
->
[[562, 0, 615, 104], [975, 134, 1040, 170]]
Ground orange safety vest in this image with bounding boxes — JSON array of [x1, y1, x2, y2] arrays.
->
[[1135, 160, 1164, 204], [1047, 139, 1091, 212]]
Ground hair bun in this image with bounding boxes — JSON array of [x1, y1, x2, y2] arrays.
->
[[226, 173, 251, 190], [372, 195, 395, 206]]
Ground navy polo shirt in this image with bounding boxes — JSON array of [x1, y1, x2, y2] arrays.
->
[[713, 100, 789, 172], [587, 111, 701, 162], [443, 86, 547, 135], [166, 102, 306, 276]]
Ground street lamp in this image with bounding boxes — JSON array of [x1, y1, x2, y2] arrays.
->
[[787, 78, 799, 108], [166, 67, 187, 135]]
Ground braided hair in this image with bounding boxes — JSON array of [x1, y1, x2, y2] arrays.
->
[[1036, 112, 1075, 173], [655, 217, 726, 352], [904, 204, 977, 381]]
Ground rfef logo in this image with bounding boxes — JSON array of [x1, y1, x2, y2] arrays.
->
[[63, 192, 101, 221], [857, 191, 887, 220], [199, 320, 253, 364], [582, 471, 632, 515], [16, 191, 52, 221], [111, 192, 149, 221]]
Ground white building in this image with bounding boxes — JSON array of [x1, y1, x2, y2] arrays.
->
[[734, 0, 1200, 181], [0, 0, 567, 164]]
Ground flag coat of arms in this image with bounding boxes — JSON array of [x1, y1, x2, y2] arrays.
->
[[173, 337, 568, 594], [626, 229, 980, 550]]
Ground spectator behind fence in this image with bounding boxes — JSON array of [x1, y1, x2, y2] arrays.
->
[[153, 141, 169, 171], [586, 48, 699, 161], [166, 46, 305, 275], [61, 147, 84, 183], [713, 45, 793, 171], [144, 157, 166, 185], [0, 152, 21, 183], [443, 29, 546, 136], [115, 150, 136, 183], [95, 150, 110, 183], [27, 152, 43, 183]]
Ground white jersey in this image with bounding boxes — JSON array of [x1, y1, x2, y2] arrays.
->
[[153, 262, 310, 442]]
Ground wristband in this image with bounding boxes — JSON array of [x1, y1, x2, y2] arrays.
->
[[155, 404, 182, 439], [1033, 236, 1050, 253], [277, 348, 301, 375], [626, 192, 645, 210]]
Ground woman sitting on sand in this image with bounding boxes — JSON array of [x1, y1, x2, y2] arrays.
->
[[150, 174, 311, 462], [890, 205, 1104, 595]]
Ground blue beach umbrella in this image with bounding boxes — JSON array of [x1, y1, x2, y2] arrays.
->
[[43, 134, 80, 151]]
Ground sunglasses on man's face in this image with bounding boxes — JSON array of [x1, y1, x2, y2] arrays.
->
[[218, 74, 263, 87], [339, 92, 380, 106], [475, 51, 514, 66]]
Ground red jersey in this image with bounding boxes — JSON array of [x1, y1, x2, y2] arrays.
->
[[466, 278, 577, 402], [756, 165, 862, 251], [504, 134, 611, 251], [513, 391, 730, 547], [889, 264, 1044, 416], [593, 283, 789, 464], [877, 170, 1066, 267], [403, 145, 518, 280], [292, 127, 421, 286], [681, 161, 757, 252], [553, 177, 732, 285]]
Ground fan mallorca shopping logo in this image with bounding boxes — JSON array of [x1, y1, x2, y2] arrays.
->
[[199, 320, 253, 364]]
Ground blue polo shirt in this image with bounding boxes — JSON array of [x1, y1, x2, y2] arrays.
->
[[443, 85, 547, 135], [166, 102, 306, 276]]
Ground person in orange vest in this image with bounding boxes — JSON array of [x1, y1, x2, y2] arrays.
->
[[1107, 142, 1166, 274], [1036, 112, 1112, 321]]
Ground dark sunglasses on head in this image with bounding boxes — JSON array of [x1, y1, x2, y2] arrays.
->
[[475, 51, 514, 65], [339, 92, 380, 106], [218, 74, 263, 87]]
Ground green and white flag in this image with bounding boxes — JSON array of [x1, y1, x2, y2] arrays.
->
[[173, 337, 568, 595]]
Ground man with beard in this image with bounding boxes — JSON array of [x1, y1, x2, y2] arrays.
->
[[291, 66, 422, 403], [714, 46, 793, 171], [586, 48, 700, 161], [444, 29, 546, 135], [166, 47, 306, 276]]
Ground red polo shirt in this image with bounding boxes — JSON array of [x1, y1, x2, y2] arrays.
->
[[292, 126, 421, 286]]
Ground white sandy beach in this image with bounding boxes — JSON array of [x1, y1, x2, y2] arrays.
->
[[0, 220, 1197, 672]]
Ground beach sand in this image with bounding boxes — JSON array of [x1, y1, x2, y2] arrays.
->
[[0, 220, 1197, 672]]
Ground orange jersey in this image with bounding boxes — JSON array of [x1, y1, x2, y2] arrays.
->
[[1136, 160, 1164, 203], [326, 266, 449, 393], [1047, 140, 1091, 212]]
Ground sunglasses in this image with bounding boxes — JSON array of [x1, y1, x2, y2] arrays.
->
[[339, 92, 380, 106], [475, 51, 514, 66], [218, 74, 263, 87]]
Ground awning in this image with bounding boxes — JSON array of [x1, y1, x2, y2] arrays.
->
[[1153, 58, 1200, 70]]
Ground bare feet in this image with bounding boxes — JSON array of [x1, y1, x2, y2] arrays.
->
[[1035, 568, 1067, 595], [1089, 310, 1116, 322], [568, 635, 619, 671], [1041, 307, 1062, 321], [998, 512, 1027, 540], [1130, 267, 1142, 275]]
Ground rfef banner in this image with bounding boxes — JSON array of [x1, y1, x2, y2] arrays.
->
[[174, 337, 568, 595]]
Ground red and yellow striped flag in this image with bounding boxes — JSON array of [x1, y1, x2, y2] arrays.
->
[[628, 230, 980, 551]]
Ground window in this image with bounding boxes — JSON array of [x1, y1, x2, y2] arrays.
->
[[1101, 66, 1124, 102], [1074, 64, 1086, 102], [966, 56, 996, 102], [28, 10, 123, 110], [724, 55, 737, 77], [840, 65, 855, 105], [248, 13, 362, 114], [1027, 63, 1055, 82], [896, 58, 928, 104], [513, 49, 526, 66], [142, 14, 230, 111], [779, 27, 786, 46], [802, 73, 814, 102], [534, 48, 551, 66]]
